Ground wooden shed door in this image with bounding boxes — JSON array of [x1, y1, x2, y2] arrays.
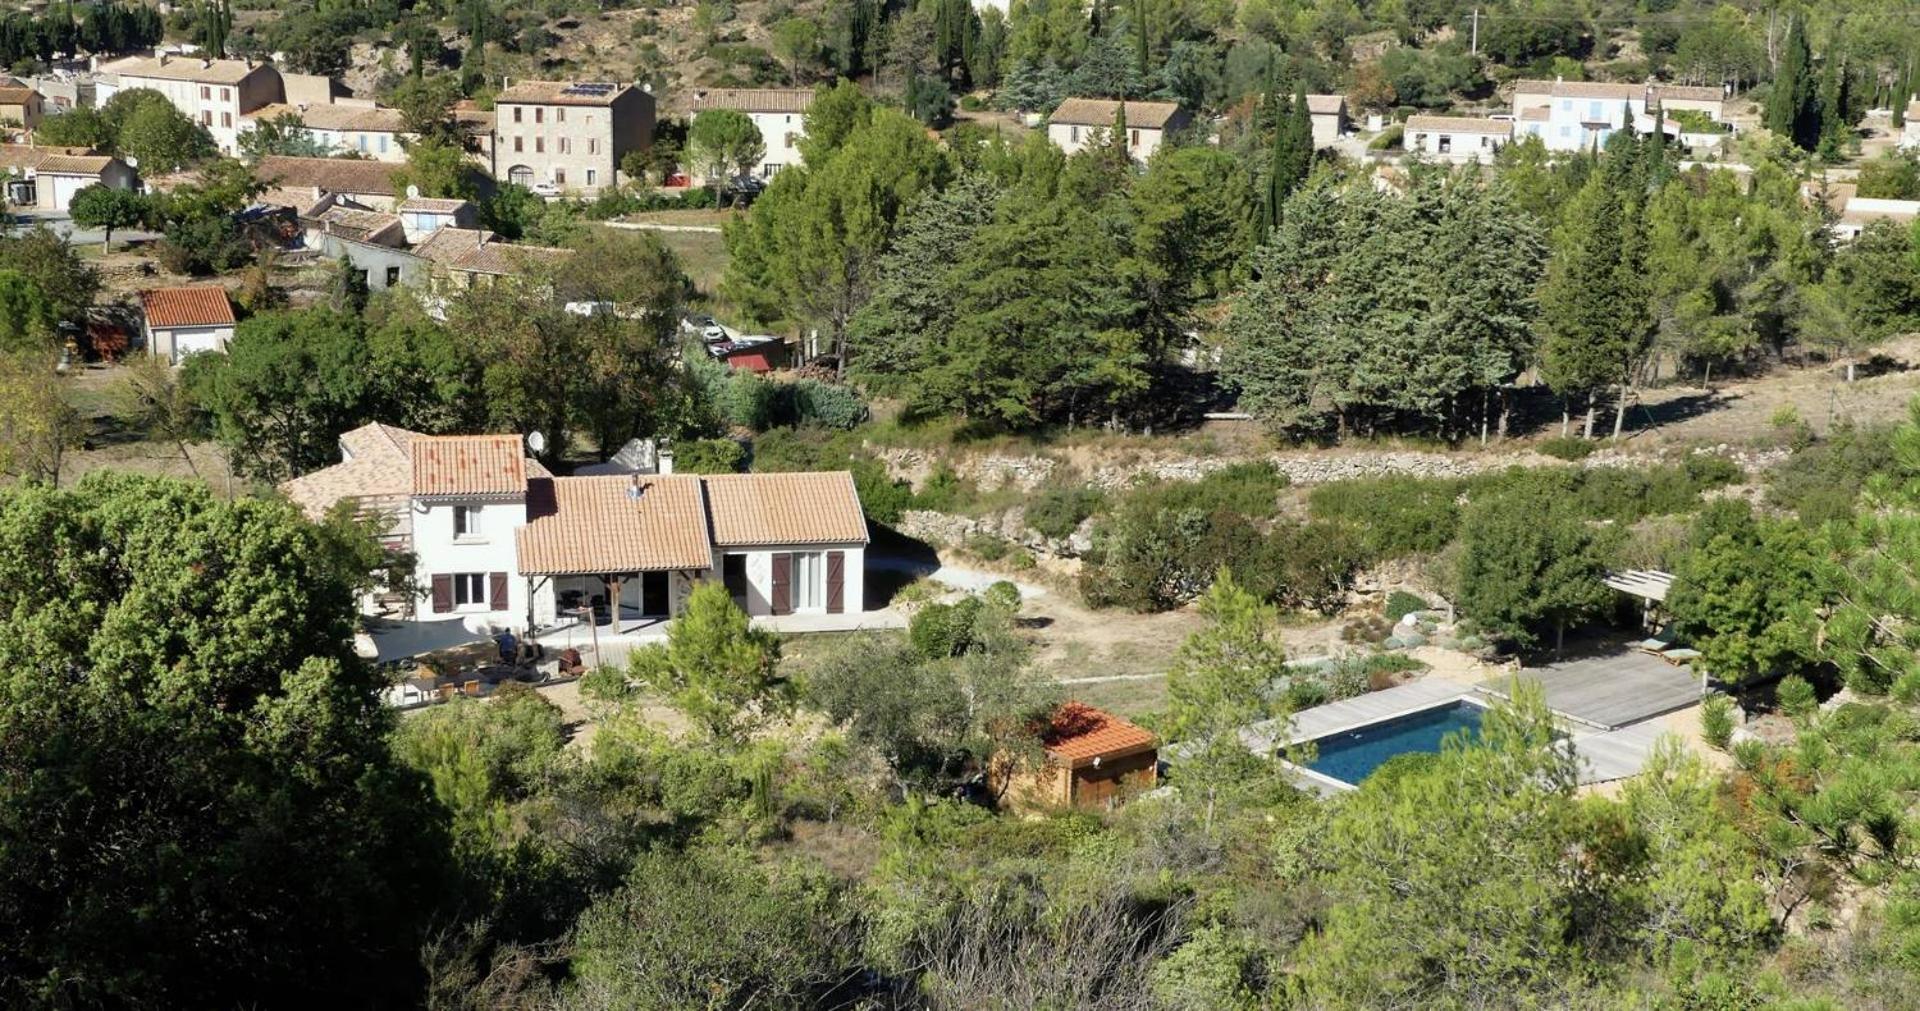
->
[[489, 572, 509, 611], [430, 574, 452, 614], [826, 551, 845, 614], [770, 553, 792, 615]]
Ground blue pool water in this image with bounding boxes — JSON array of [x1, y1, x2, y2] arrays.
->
[[1305, 701, 1486, 785]]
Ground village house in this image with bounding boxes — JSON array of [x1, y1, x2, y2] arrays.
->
[[412, 227, 572, 291], [493, 79, 653, 195], [140, 285, 236, 365], [689, 88, 814, 179], [1046, 98, 1190, 162], [241, 101, 408, 161], [304, 204, 406, 249], [1508, 78, 1722, 153], [1306, 93, 1348, 147], [0, 144, 136, 212], [397, 196, 479, 243], [996, 702, 1159, 813], [253, 155, 403, 210], [0, 77, 43, 135], [284, 431, 870, 632], [97, 53, 283, 155], [1405, 115, 1512, 162]]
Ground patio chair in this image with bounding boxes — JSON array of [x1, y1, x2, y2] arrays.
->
[[1634, 624, 1680, 655]]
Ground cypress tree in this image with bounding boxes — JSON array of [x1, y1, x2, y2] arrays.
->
[[1765, 16, 1819, 150], [1134, 0, 1149, 83]]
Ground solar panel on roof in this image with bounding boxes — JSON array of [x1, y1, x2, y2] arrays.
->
[[561, 82, 616, 96]]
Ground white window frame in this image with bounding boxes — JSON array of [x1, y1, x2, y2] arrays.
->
[[792, 551, 825, 610], [452, 572, 487, 607], [452, 504, 482, 541]]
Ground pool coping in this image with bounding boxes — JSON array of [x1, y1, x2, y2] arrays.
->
[[1278, 691, 1489, 793]]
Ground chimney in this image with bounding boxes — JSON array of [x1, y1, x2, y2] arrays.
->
[[201, 58, 211, 70], [657, 445, 675, 476], [158, 52, 169, 66]]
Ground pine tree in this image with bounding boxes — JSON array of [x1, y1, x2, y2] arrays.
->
[[1538, 171, 1651, 439], [1765, 15, 1820, 150]]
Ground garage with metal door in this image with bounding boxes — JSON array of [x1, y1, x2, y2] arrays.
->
[[45, 173, 89, 211], [168, 327, 227, 363]]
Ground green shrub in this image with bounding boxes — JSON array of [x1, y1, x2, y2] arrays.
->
[[1368, 123, 1403, 150], [1682, 454, 1742, 487], [912, 464, 976, 513], [1308, 476, 1461, 559], [790, 379, 868, 430], [1078, 464, 1289, 611], [1776, 674, 1817, 719], [908, 596, 982, 659], [966, 533, 1011, 561], [671, 437, 746, 473], [1025, 484, 1105, 540], [1701, 694, 1735, 750], [1007, 549, 1035, 570], [983, 580, 1022, 611], [851, 458, 912, 525], [1384, 590, 1428, 623], [1536, 436, 1596, 461], [1768, 423, 1895, 522]]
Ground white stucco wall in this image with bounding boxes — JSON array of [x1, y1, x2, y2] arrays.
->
[[749, 110, 806, 177], [727, 543, 866, 616], [1046, 122, 1167, 162], [412, 498, 531, 629]]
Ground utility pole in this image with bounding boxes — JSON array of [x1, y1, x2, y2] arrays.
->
[[1470, 7, 1480, 57]]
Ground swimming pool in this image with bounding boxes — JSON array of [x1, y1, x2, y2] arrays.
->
[[1303, 700, 1486, 786]]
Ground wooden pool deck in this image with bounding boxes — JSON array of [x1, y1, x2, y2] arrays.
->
[[1474, 647, 1702, 731]]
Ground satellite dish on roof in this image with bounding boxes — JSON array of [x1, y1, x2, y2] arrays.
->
[[526, 431, 547, 454], [406, 184, 420, 199]]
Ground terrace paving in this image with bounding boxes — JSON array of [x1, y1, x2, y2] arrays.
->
[[1475, 646, 1704, 731]]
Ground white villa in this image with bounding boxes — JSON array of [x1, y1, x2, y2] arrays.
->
[[1509, 79, 1725, 152], [689, 88, 814, 179], [1405, 115, 1512, 162], [1046, 98, 1191, 162], [284, 428, 870, 633]]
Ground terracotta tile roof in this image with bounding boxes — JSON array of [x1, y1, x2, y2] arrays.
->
[[254, 155, 399, 197], [0, 85, 36, 105], [140, 286, 234, 328], [1040, 702, 1157, 767], [410, 435, 527, 498], [1305, 93, 1345, 116], [496, 80, 635, 107], [690, 88, 815, 114], [281, 422, 421, 518], [307, 205, 403, 243], [1049, 98, 1185, 129], [247, 102, 407, 133], [413, 227, 570, 276], [515, 475, 714, 575], [701, 472, 868, 547], [0, 143, 117, 175], [103, 54, 270, 85], [1652, 84, 1723, 104], [397, 196, 472, 214], [1407, 115, 1512, 135]]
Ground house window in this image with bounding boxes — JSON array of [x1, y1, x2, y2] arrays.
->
[[559, 137, 570, 154], [513, 107, 523, 123], [200, 86, 209, 100], [221, 112, 231, 128], [1559, 125, 1572, 139], [220, 87, 230, 101], [535, 108, 544, 124], [1437, 134, 1453, 153], [202, 110, 212, 125], [586, 168, 596, 186], [453, 505, 481, 539], [1588, 100, 1603, 121], [1560, 99, 1572, 112], [554, 168, 565, 185], [1130, 128, 1140, 147], [588, 138, 597, 154], [378, 135, 388, 153], [357, 134, 368, 151], [1070, 125, 1080, 143], [514, 136, 523, 153], [792, 552, 824, 610], [556, 107, 565, 122], [452, 572, 486, 606], [535, 137, 544, 153], [385, 266, 401, 286]]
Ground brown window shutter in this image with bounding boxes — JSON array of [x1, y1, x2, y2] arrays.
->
[[430, 574, 452, 614], [771, 553, 792, 616], [489, 572, 509, 611], [826, 551, 844, 614]]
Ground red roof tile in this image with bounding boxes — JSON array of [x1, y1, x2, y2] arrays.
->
[[140, 286, 234, 328], [1040, 702, 1157, 767], [701, 472, 868, 547], [515, 475, 714, 575], [409, 435, 527, 498]]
